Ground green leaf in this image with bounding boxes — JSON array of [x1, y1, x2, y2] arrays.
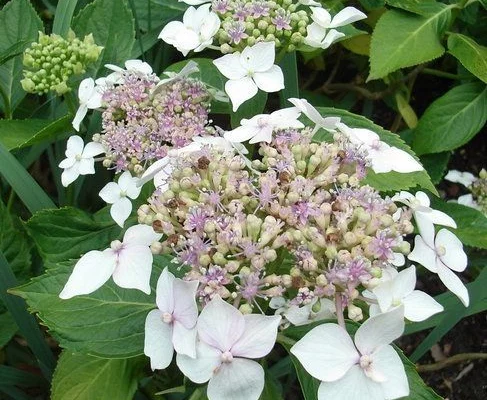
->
[[0, 0, 43, 116], [165, 58, 230, 114], [0, 40, 29, 67], [131, 0, 186, 32], [0, 142, 56, 214], [429, 197, 487, 249], [279, 52, 299, 108], [385, 0, 448, 16], [231, 91, 268, 129], [448, 33, 487, 84], [0, 365, 46, 387], [315, 107, 436, 193], [12, 257, 172, 357], [0, 115, 72, 151], [51, 351, 144, 400], [0, 312, 17, 348], [52, 0, 79, 37], [73, 0, 135, 77], [0, 200, 32, 282], [419, 152, 450, 185], [369, 7, 452, 80], [25, 207, 121, 264], [412, 83, 487, 155], [260, 372, 283, 400]]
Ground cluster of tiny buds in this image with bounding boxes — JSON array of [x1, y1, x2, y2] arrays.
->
[[471, 169, 487, 214], [138, 128, 414, 319], [213, 0, 310, 53], [21, 31, 102, 95]]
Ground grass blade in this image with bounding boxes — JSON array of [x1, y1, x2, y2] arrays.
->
[[0, 142, 55, 214], [52, 0, 79, 36], [0, 251, 56, 381]]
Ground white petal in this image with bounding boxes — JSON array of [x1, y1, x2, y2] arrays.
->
[[354, 306, 404, 355], [392, 265, 416, 300], [320, 29, 345, 49], [72, 104, 87, 131], [436, 263, 469, 307], [403, 290, 444, 322], [428, 209, 457, 228], [310, 7, 332, 27], [78, 78, 95, 103], [288, 98, 322, 124], [408, 235, 437, 272], [253, 66, 285, 93], [123, 224, 162, 246], [125, 59, 153, 75], [414, 212, 436, 247], [372, 280, 394, 313], [330, 7, 367, 28], [231, 314, 280, 358], [372, 345, 409, 399], [444, 170, 476, 187], [65, 135, 84, 158], [99, 182, 121, 204], [61, 166, 80, 187], [156, 268, 175, 313], [85, 91, 102, 109], [173, 321, 197, 358], [138, 157, 171, 187], [240, 41, 275, 72], [117, 171, 141, 199], [173, 278, 199, 328], [144, 309, 174, 370], [225, 77, 258, 112], [58, 157, 76, 169], [391, 252, 405, 266], [369, 304, 381, 317], [317, 365, 383, 400], [304, 22, 327, 48], [248, 125, 274, 144], [77, 158, 95, 175], [82, 141, 105, 157], [457, 194, 479, 209], [213, 53, 247, 80], [284, 304, 313, 326], [415, 191, 431, 207], [59, 250, 116, 299], [197, 296, 245, 352], [224, 125, 259, 143], [110, 197, 132, 227], [290, 323, 358, 382], [436, 229, 467, 272], [176, 341, 221, 384], [112, 245, 153, 294], [383, 147, 423, 173], [207, 359, 264, 400]]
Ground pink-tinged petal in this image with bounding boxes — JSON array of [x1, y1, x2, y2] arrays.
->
[[436, 229, 467, 272], [110, 197, 132, 228], [173, 279, 199, 328], [123, 224, 162, 246], [392, 265, 416, 300], [225, 77, 258, 112], [207, 359, 265, 400], [372, 280, 393, 313], [372, 345, 409, 399], [172, 321, 197, 358], [241, 41, 275, 72], [78, 78, 95, 103], [197, 296, 245, 352], [213, 53, 247, 80], [155, 268, 175, 313], [65, 135, 84, 158], [290, 324, 358, 382], [317, 365, 383, 400], [176, 341, 221, 384], [58, 157, 76, 169], [59, 250, 116, 299], [112, 245, 153, 294], [330, 7, 367, 28], [408, 235, 437, 272], [99, 182, 121, 204], [436, 263, 469, 307], [403, 290, 443, 322], [144, 309, 174, 370], [354, 306, 404, 355], [61, 165, 80, 187], [428, 209, 457, 228], [224, 125, 258, 143], [231, 314, 280, 358], [72, 104, 87, 131], [76, 158, 95, 175], [82, 141, 104, 157], [253, 65, 284, 93]]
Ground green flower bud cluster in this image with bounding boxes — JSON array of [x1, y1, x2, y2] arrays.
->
[[214, 0, 310, 53], [471, 169, 487, 214], [21, 31, 103, 95]]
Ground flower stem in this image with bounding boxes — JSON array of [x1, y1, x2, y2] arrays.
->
[[276, 333, 296, 348], [335, 294, 346, 329], [417, 352, 487, 372]]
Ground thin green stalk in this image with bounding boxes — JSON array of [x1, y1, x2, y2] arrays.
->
[[421, 68, 463, 80], [0, 84, 12, 119], [0, 251, 56, 381], [6, 189, 15, 212], [276, 333, 296, 348]]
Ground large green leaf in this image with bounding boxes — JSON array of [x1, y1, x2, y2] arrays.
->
[[131, 0, 186, 32], [385, 0, 448, 16], [51, 351, 144, 400], [73, 0, 135, 77], [12, 257, 171, 357], [429, 197, 487, 249], [0, 0, 43, 116], [0, 312, 17, 348], [315, 107, 436, 193], [448, 33, 487, 84], [52, 0, 79, 37], [25, 207, 122, 264], [0, 115, 72, 151], [369, 7, 452, 80], [412, 83, 487, 155]]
